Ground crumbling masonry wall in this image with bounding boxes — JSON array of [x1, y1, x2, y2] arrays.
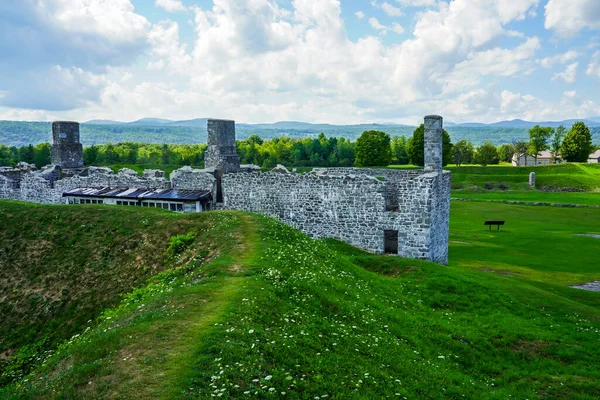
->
[[221, 167, 451, 263], [0, 168, 170, 204]]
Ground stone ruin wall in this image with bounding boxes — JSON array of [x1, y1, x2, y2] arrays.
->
[[170, 166, 217, 193], [0, 168, 171, 204], [0, 115, 450, 264], [0, 164, 220, 205], [221, 171, 388, 253], [312, 168, 450, 263], [220, 167, 451, 263]]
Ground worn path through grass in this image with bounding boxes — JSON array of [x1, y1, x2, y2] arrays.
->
[[91, 213, 262, 399]]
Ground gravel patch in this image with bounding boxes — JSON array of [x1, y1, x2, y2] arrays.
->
[[575, 234, 600, 239], [571, 281, 600, 292]]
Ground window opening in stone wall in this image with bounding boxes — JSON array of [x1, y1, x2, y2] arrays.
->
[[384, 230, 399, 254], [385, 189, 399, 212]]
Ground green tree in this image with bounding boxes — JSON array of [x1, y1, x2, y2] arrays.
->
[[391, 136, 409, 164], [355, 130, 392, 167], [475, 142, 499, 166], [83, 145, 99, 165], [561, 122, 593, 162], [497, 144, 514, 163], [407, 124, 452, 167], [528, 125, 554, 164], [450, 139, 474, 166], [512, 141, 529, 166], [34, 143, 51, 168], [18, 144, 35, 164], [551, 125, 566, 162]]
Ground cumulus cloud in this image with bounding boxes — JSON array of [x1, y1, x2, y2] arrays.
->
[[587, 51, 600, 79], [6, 0, 589, 125], [392, 23, 405, 34], [545, 0, 600, 37], [355, 11, 365, 19], [156, 0, 187, 12], [381, 2, 403, 16], [369, 17, 388, 33], [538, 51, 579, 68], [552, 62, 579, 84], [111, 0, 546, 124], [395, 0, 437, 7], [0, 0, 149, 110]]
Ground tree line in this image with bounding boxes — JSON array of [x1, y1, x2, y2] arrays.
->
[[2, 122, 597, 169]]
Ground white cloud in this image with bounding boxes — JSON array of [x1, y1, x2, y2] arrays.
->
[[147, 60, 165, 71], [0, 108, 60, 122], [5, 0, 596, 125], [46, 0, 149, 42], [156, 0, 187, 13], [369, 17, 388, 33], [381, 2, 403, 16], [545, 0, 600, 37], [538, 51, 579, 68], [552, 62, 579, 84], [355, 11, 365, 19], [0, 0, 149, 110], [587, 51, 600, 79], [394, 0, 436, 6], [564, 90, 577, 98], [392, 23, 405, 34]]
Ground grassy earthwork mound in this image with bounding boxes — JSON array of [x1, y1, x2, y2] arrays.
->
[[0, 200, 599, 399]]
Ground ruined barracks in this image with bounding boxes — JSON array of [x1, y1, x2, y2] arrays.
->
[[0, 117, 451, 264]]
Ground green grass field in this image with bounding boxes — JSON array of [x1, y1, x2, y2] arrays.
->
[[1, 199, 599, 399]]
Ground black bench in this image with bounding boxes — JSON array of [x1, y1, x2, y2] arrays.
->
[[484, 220, 505, 231]]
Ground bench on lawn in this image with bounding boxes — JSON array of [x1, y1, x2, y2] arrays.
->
[[484, 220, 505, 231]]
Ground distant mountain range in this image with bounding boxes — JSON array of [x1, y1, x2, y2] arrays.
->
[[86, 117, 600, 129], [1, 117, 599, 148], [84, 118, 413, 130]]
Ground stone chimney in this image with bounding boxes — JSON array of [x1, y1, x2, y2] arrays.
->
[[50, 121, 84, 169], [424, 115, 443, 171], [204, 119, 241, 173]]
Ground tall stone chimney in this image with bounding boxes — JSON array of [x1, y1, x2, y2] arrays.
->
[[204, 119, 241, 173], [51, 121, 84, 169], [424, 115, 443, 171]]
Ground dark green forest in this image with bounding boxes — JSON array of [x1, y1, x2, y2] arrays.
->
[[3, 122, 599, 169], [3, 120, 598, 148]]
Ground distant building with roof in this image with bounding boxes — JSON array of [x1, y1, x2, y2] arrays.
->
[[588, 149, 600, 163], [512, 151, 562, 167]]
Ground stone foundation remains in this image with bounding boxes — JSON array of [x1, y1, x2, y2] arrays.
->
[[0, 116, 451, 264]]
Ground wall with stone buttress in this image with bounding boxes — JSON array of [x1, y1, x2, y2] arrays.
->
[[221, 171, 389, 252], [428, 171, 451, 264]]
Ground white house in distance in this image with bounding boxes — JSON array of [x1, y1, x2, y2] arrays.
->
[[512, 151, 562, 167], [588, 150, 600, 163]]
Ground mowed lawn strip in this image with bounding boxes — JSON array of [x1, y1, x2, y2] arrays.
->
[[449, 201, 600, 284]]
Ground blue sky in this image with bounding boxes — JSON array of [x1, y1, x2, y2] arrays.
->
[[0, 0, 599, 124]]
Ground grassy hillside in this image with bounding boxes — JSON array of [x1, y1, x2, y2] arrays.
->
[[447, 163, 600, 192], [0, 202, 239, 385], [1, 201, 599, 398]]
